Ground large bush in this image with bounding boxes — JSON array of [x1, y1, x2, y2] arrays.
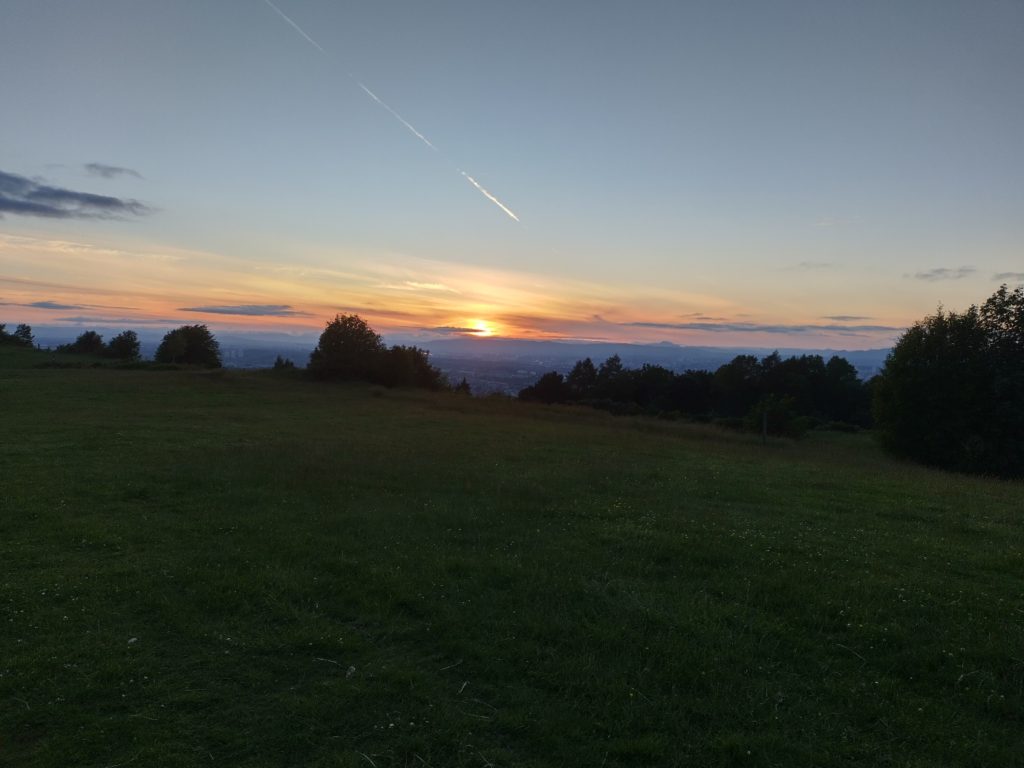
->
[[0, 323, 34, 347], [308, 314, 445, 389], [155, 325, 221, 367], [57, 330, 106, 356], [873, 285, 1024, 477], [105, 330, 141, 361], [308, 314, 385, 380]]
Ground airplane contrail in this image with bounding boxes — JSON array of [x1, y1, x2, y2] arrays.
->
[[261, 0, 521, 223], [262, 0, 326, 54], [354, 81, 436, 151], [460, 171, 520, 222]]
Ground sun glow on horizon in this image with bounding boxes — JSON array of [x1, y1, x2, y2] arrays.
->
[[466, 319, 497, 337]]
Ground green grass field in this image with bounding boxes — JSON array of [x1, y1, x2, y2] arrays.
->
[[2, 346, 1022, 767]]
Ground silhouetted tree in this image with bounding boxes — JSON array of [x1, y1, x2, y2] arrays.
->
[[308, 314, 385, 380], [823, 355, 867, 425], [595, 355, 632, 400], [377, 345, 445, 389], [671, 370, 715, 415], [747, 394, 809, 438], [566, 357, 597, 400], [873, 285, 1024, 477], [155, 325, 221, 367], [712, 354, 761, 416], [453, 377, 472, 395], [518, 371, 571, 404], [518, 348, 871, 436], [0, 324, 22, 346], [631, 364, 676, 410], [13, 324, 34, 346], [307, 314, 445, 389], [105, 330, 141, 360], [58, 330, 105, 355], [273, 355, 296, 370]]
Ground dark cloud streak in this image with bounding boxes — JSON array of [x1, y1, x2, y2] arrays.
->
[[85, 163, 143, 180], [0, 169, 151, 220], [28, 300, 86, 310], [179, 304, 312, 317], [428, 326, 486, 335], [910, 267, 975, 281], [0, 300, 85, 310]]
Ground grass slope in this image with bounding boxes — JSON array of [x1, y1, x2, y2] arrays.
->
[[1, 347, 1022, 766]]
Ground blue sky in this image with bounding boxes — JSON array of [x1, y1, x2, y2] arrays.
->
[[2, 0, 1022, 347]]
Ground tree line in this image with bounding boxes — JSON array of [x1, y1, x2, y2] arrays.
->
[[873, 284, 1023, 478], [518, 350, 870, 436], [10, 314, 458, 391], [517, 284, 1024, 478], [0, 323, 36, 347]]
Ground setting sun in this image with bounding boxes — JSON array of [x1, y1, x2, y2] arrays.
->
[[467, 319, 497, 337]]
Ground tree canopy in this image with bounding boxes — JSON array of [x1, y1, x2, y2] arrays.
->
[[520, 350, 872, 436], [0, 323, 34, 347], [308, 314, 445, 389], [57, 330, 106, 356], [105, 330, 141, 361], [873, 284, 1024, 477], [308, 314, 386, 380], [155, 325, 222, 367]]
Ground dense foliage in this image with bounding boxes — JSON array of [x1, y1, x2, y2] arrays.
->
[[519, 351, 871, 435], [308, 314, 446, 389], [105, 329, 142, 361], [873, 284, 1024, 477], [154, 324, 222, 367], [0, 323, 34, 347], [50, 328, 142, 360], [56, 330, 106, 356]]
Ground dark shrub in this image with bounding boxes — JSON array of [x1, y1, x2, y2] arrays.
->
[[155, 325, 221, 367], [106, 330, 141, 361], [873, 285, 1024, 477]]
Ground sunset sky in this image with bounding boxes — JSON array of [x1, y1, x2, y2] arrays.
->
[[2, 0, 1022, 349]]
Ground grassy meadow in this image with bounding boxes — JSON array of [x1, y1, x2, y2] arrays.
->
[[1, 345, 1022, 767]]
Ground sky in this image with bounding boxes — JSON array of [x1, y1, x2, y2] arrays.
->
[[2, 0, 1022, 349]]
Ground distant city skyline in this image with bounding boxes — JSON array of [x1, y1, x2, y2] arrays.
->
[[3, 1, 1022, 349]]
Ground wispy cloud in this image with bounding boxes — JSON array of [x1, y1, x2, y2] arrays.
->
[[0, 169, 151, 220], [428, 326, 487, 335], [0, 299, 86, 310], [678, 312, 730, 322], [179, 304, 313, 317], [993, 272, 1024, 282], [909, 266, 976, 281], [30, 300, 85, 310], [780, 261, 833, 271], [822, 315, 872, 322], [54, 315, 181, 326], [380, 281, 460, 294], [0, 298, 140, 311], [625, 320, 902, 335], [85, 163, 142, 180]]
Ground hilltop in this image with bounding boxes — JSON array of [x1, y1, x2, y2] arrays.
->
[[1, 345, 1021, 767]]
